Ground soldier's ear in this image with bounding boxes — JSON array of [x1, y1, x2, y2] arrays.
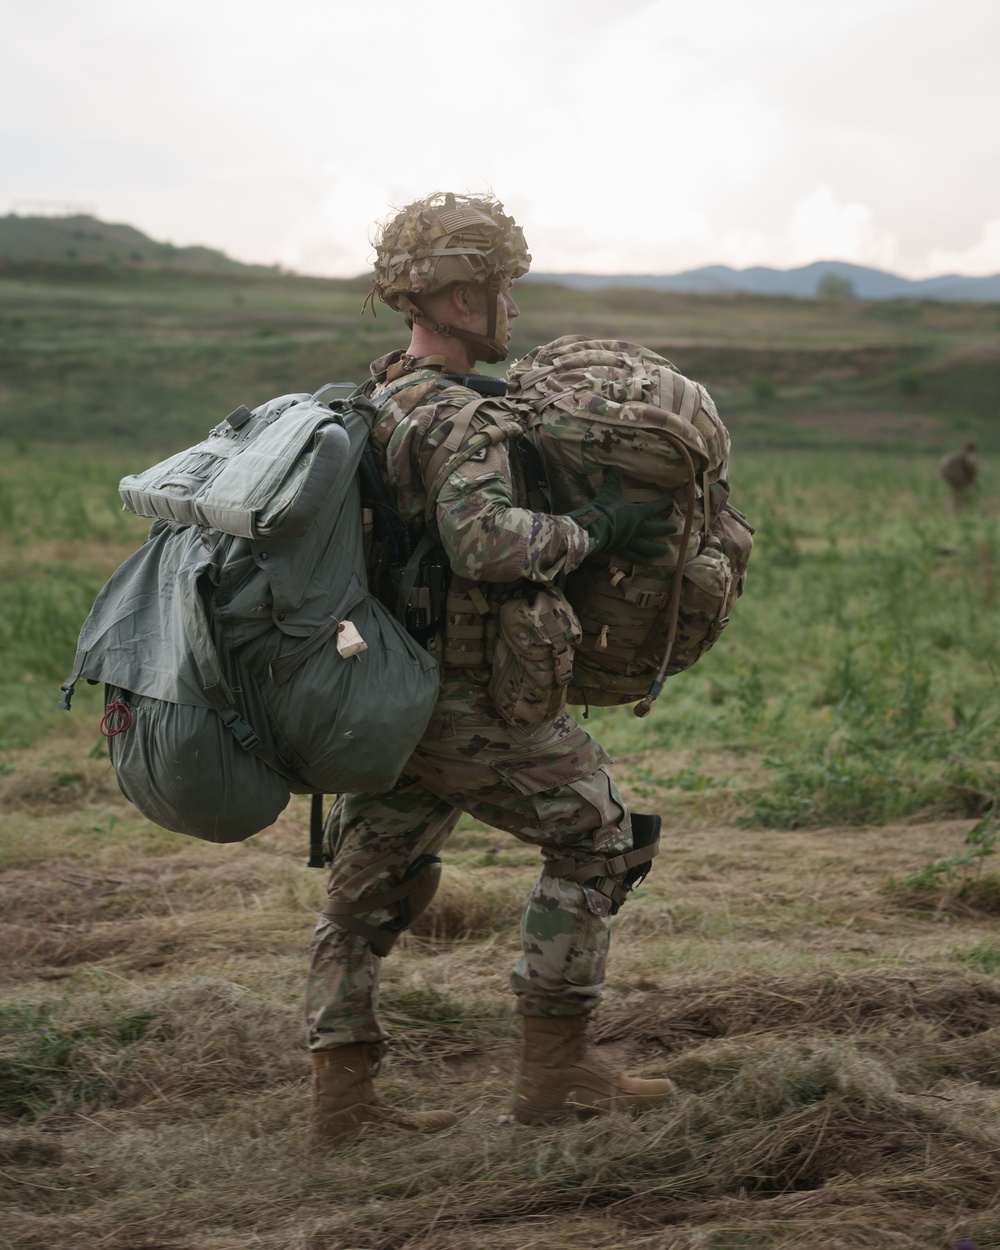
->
[[450, 282, 488, 321], [450, 282, 474, 317]]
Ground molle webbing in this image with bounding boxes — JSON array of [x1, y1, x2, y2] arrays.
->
[[568, 564, 666, 676], [534, 602, 576, 689], [443, 576, 492, 667]]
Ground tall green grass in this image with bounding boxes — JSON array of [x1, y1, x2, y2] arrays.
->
[[0, 449, 149, 747], [4, 268, 999, 450], [2, 446, 998, 827]]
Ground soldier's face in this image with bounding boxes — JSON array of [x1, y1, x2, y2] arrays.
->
[[489, 278, 520, 349]]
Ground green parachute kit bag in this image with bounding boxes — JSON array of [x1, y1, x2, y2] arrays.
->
[[506, 336, 754, 714], [60, 386, 440, 844]]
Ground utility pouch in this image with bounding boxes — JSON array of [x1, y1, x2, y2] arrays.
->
[[489, 586, 582, 728]]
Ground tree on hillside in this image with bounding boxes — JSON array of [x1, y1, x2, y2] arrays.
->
[[817, 272, 855, 301]]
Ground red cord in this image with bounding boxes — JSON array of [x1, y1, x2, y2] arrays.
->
[[101, 701, 133, 737]]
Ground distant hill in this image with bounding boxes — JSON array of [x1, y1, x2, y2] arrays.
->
[[527, 260, 1000, 303], [5, 214, 998, 302], [0, 213, 277, 275]]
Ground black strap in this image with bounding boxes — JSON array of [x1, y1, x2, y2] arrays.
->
[[394, 531, 436, 625], [443, 373, 508, 397], [311, 382, 360, 404], [307, 793, 326, 868], [542, 837, 661, 911]]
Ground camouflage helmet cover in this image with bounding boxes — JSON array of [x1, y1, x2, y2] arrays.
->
[[370, 191, 531, 313]]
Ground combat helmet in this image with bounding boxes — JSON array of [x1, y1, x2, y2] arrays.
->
[[368, 191, 530, 364]]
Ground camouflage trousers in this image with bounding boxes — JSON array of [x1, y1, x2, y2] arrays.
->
[[305, 668, 632, 1050]]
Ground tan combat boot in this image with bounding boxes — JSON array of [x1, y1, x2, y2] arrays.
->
[[310, 1043, 457, 1146], [512, 1015, 676, 1125]]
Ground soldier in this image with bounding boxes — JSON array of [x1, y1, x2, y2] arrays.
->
[[305, 192, 678, 1144], [940, 438, 978, 511]]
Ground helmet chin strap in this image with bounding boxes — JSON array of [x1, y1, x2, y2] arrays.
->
[[398, 273, 507, 365]]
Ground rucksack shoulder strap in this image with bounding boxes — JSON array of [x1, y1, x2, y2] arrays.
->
[[422, 395, 498, 490]]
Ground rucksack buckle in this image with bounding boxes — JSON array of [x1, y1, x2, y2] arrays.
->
[[628, 588, 668, 610], [223, 711, 261, 753]]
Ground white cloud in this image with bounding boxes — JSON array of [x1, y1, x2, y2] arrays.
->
[[547, 189, 903, 278], [786, 186, 899, 270], [924, 220, 1000, 278], [713, 228, 771, 272]]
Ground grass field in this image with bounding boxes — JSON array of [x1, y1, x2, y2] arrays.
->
[[3, 264, 999, 452], [2, 269, 1000, 1249]]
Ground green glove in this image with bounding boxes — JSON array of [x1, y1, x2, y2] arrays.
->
[[568, 467, 678, 563]]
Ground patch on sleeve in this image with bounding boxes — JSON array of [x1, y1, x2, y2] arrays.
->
[[452, 442, 508, 483]]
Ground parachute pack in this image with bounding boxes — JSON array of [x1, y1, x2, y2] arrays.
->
[[60, 386, 440, 845], [507, 337, 753, 714]]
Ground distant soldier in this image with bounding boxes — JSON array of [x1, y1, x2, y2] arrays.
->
[[940, 438, 978, 511]]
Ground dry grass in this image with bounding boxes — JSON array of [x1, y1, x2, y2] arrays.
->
[[3, 723, 1000, 1250]]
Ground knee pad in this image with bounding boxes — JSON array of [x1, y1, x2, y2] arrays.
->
[[322, 854, 442, 957], [542, 813, 661, 915]]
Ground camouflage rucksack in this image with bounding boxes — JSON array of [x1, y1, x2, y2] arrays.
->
[[506, 336, 753, 714]]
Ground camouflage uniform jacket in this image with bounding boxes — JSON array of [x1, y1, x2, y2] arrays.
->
[[364, 351, 590, 595]]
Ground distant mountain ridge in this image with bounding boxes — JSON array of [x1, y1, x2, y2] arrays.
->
[[4, 213, 998, 301], [527, 261, 995, 302], [526, 260, 1000, 302], [0, 213, 277, 275]]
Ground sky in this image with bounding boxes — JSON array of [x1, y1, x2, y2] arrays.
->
[[2, 0, 998, 280]]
